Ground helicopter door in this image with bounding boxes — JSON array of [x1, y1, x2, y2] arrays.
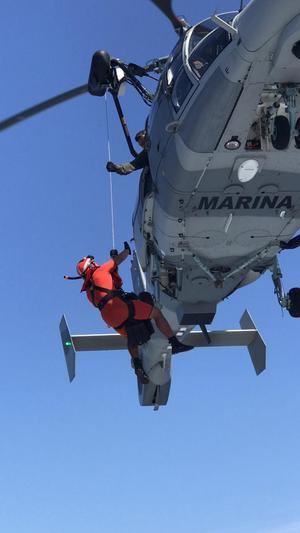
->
[[133, 192, 154, 271], [132, 170, 155, 271], [148, 99, 173, 180], [148, 47, 184, 178], [136, 192, 154, 271]]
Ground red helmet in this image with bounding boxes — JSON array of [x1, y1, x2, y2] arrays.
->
[[75, 256, 97, 292], [76, 255, 96, 276]]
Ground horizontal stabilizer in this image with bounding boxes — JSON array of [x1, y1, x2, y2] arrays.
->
[[72, 333, 127, 351], [185, 329, 256, 347], [63, 328, 261, 352], [183, 309, 266, 375], [59, 309, 266, 382]]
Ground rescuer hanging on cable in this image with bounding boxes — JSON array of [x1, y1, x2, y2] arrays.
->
[[66, 242, 193, 384]]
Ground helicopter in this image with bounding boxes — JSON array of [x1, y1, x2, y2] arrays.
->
[[3, 0, 300, 408]]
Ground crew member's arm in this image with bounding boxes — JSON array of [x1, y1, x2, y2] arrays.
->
[[129, 150, 148, 170], [106, 151, 148, 175], [114, 241, 131, 266]]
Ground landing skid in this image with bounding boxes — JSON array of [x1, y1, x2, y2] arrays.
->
[[59, 309, 266, 407]]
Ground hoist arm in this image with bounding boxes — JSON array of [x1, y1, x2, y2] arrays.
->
[[110, 92, 138, 158]]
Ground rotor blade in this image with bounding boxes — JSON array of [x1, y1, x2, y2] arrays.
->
[[150, 0, 183, 30], [0, 84, 88, 132]]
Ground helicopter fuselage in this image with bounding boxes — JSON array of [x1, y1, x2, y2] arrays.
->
[[134, 2, 300, 309], [131, 0, 300, 401]]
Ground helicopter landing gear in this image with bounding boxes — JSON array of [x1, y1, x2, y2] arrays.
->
[[287, 288, 300, 318], [271, 115, 290, 150], [270, 256, 300, 318], [295, 118, 300, 148], [252, 84, 300, 151], [271, 256, 288, 310]]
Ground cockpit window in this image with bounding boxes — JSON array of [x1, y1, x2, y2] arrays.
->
[[189, 26, 232, 80], [163, 39, 182, 75], [170, 40, 183, 63], [166, 53, 183, 88], [188, 11, 237, 55], [172, 69, 193, 111]]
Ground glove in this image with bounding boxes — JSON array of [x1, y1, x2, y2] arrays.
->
[[124, 241, 131, 255], [106, 161, 117, 172], [110, 249, 118, 258]]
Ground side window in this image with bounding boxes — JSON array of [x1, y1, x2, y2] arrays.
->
[[172, 69, 193, 111], [189, 27, 231, 80], [166, 53, 183, 88], [154, 41, 183, 100]]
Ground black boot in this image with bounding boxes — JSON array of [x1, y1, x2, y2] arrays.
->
[[132, 358, 149, 384], [168, 336, 193, 355]]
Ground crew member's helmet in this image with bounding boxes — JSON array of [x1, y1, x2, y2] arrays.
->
[[135, 129, 147, 145], [76, 255, 95, 277]]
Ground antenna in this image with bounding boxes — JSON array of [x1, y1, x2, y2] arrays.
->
[[239, 0, 244, 12]]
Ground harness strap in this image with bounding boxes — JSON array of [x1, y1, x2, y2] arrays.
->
[[114, 299, 135, 330], [89, 282, 125, 310], [88, 279, 137, 328]]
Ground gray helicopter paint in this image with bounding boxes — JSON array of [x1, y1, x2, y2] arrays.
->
[[179, 68, 242, 153], [134, 0, 300, 306], [153, 156, 300, 216], [129, 0, 300, 402], [234, 0, 300, 52], [270, 15, 300, 83], [132, 0, 300, 404], [147, 93, 173, 170]]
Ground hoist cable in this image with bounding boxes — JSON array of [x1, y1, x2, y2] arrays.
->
[[104, 93, 116, 249]]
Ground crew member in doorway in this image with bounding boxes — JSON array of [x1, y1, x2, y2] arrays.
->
[[106, 130, 148, 176], [71, 243, 193, 384]]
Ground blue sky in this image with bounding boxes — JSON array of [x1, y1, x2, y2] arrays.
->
[[1, 1, 300, 532]]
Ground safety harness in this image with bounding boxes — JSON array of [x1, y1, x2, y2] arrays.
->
[[88, 281, 136, 330], [65, 262, 155, 346], [88, 278, 154, 345]]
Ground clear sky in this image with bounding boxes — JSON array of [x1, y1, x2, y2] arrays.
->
[[1, 1, 300, 532]]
